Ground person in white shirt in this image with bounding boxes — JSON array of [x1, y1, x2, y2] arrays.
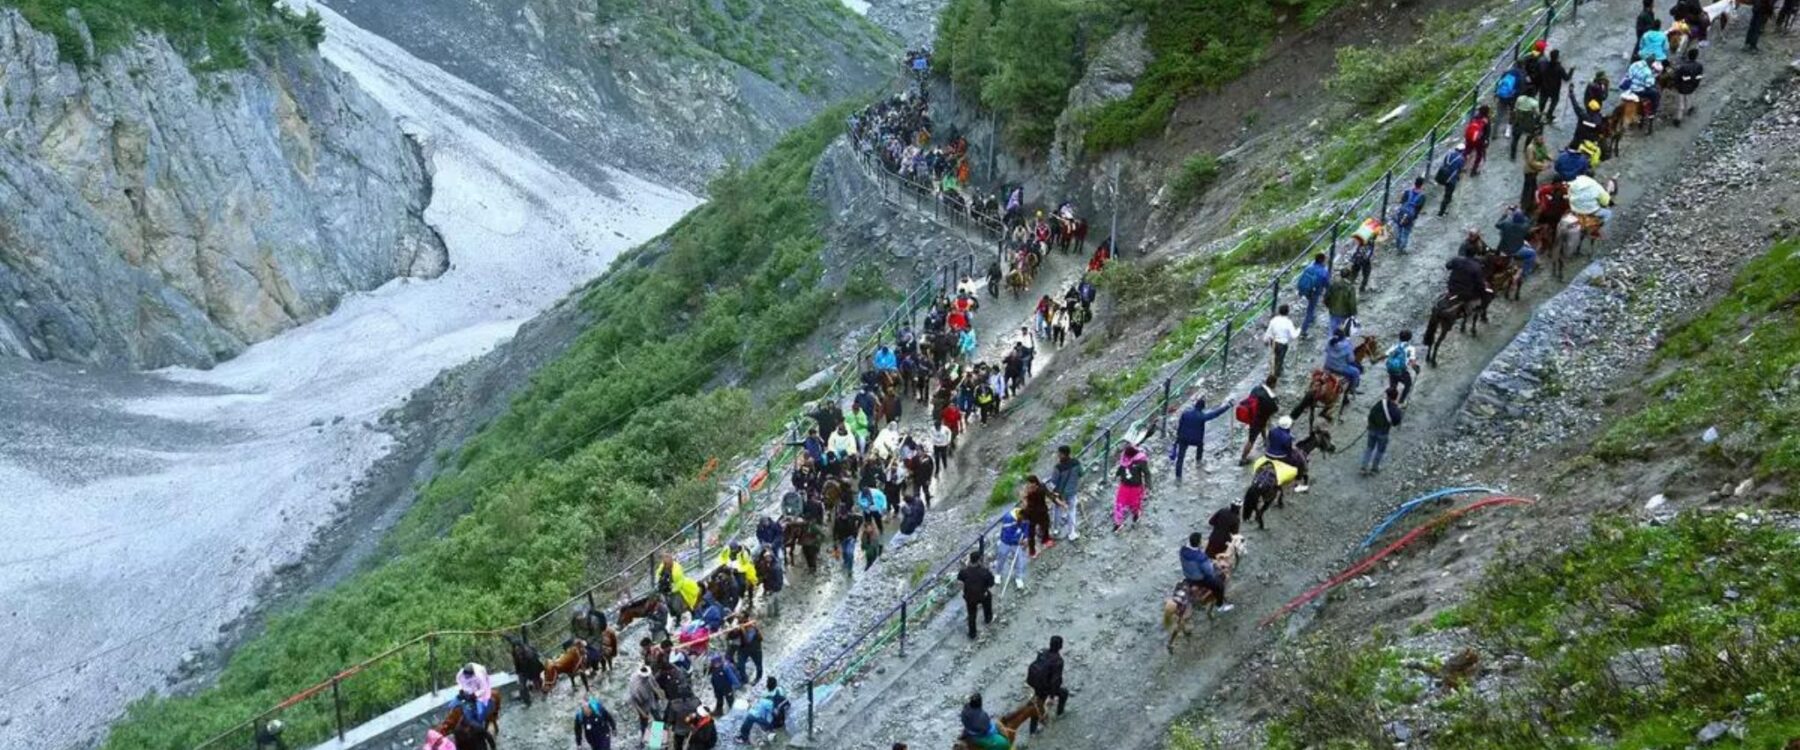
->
[[1263, 304, 1299, 380], [932, 422, 955, 465]]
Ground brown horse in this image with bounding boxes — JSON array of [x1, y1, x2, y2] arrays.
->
[[542, 642, 590, 693], [949, 695, 1046, 749], [437, 691, 503, 748], [1529, 223, 1566, 281], [616, 592, 670, 633], [1161, 535, 1247, 652], [1485, 252, 1523, 302]]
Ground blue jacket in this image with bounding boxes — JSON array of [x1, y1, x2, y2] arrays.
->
[[999, 514, 1031, 546], [1324, 337, 1357, 374], [1050, 458, 1082, 499], [1296, 262, 1329, 298], [1176, 401, 1232, 445], [1266, 427, 1295, 458], [857, 487, 888, 515], [1180, 544, 1217, 582], [802, 435, 824, 464], [873, 347, 898, 372]]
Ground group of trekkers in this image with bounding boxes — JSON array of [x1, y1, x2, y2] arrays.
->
[[850, 92, 1003, 220], [417, 8, 1784, 747]]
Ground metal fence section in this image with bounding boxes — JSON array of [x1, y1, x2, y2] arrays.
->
[[800, 0, 1575, 733]]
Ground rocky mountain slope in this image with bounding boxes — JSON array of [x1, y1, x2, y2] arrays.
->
[[318, 0, 897, 191], [0, 9, 445, 369]]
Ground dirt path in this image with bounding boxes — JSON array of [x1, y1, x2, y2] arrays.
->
[[806, 7, 1800, 749]]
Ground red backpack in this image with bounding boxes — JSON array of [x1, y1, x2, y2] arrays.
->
[[1464, 117, 1487, 146], [1234, 397, 1258, 425]]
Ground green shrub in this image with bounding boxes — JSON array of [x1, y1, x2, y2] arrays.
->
[[9, 0, 326, 68], [100, 103, 863, 750], [1167, 154, 1222, 206]]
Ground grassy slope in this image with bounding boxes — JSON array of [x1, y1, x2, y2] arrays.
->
[[605, 0, 892, 94], [4, 0, 322, 68], [1181, 238, 1800, 748], [102, 103, 861, 750]]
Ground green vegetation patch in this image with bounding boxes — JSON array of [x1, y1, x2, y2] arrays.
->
[[1438, 514, 1800, 747], [1596, 239, 1800, 505], [102, 103, 860, 750], [1249, 514, 1800, 749], [6, 0, 323, 69], [602, 0, 892, 93]]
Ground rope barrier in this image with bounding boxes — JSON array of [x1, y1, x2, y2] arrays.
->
[[1259, 495, 1534, 628]]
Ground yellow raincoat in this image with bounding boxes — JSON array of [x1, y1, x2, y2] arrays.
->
[[655, 560, 701, 611]]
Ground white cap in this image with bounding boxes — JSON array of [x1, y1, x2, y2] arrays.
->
[[1277, 416, 1294, 429]]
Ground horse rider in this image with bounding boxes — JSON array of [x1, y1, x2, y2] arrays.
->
[[457, 662, 493, 704], [1180, 532, 1232, 612], [1323, 328, 1363, 396], [959, 693, 1011, 749], [719, 542, 759, 599], [1445, 253, 1491, 309], [655, 553, 702, 616], [1567, 173, 1614, 234], [1264, 416, 1310, 493], [1621, 57, 1663, 121], [1025, 636, 1070, 733]]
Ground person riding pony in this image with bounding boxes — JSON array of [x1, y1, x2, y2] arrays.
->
[[655, 554, 703, 616]]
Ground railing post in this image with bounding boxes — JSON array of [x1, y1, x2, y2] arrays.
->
[[520, 623, 530, 647], [900, 600, 909, 656], [696, 517, 705, 563], [1328, 222, 1341, 272], [1159, 378, 1173, 437], [1221, 320, 1232, 373], [332, 677, 345, 742], [807, 678, 816, 736], [1269, 276, 1279, 316], [1381, 170, 1393, 224], [1426, 127, 1438, 172], [1101, 427, 1113, 483], [428, 635, 440, 696], [1546, 0, 1556, 40]]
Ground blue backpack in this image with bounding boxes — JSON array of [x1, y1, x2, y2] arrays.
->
[[1385, 344, 1410, 376], [1495, 69, 1521, 100], [1554, 151, 1588, 181]]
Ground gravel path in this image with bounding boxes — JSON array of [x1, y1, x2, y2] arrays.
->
[[802, 6, 1800, 749]]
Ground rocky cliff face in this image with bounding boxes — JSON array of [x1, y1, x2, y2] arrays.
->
[[0, 10, 446, 369]]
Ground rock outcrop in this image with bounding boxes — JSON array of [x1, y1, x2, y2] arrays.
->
[[0, 10, 446, 369]]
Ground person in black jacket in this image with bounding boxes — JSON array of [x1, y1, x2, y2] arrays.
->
[[575, 696, 618, 750], [1745, 0, 1775, 50], [1361, 388, 1405, 475], [1634, 0, 1659, 58], [957, 551, 996, 638], [1670, 49, 1705, 126], [1445, 255, 1490, 307], [1025, 636, 1070, 733], [1535, 49, 1571, 125]]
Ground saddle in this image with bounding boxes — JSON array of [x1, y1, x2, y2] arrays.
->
[[1248, 456, 1300, 486], [1576, 213, 1605, 235]]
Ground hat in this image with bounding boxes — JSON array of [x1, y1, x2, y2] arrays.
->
[[1588, 99, 1601, 111], [1532, 39, 1546, 52], [1277, 416, 1294, 429], [638, 665, 652, 676], [698, 705, 712, 717]]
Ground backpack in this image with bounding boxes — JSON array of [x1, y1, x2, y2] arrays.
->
[[1078, 281, 1097, 304], [1026, 654, 1053, 691], [1433, 158, 1456, 186], [771, 690, 791, 728], [1385, 344, 1409, 376], [1295, 265, 1323, 296], [1234, 398, 1256, 425], [1463, 118, 1487, 146], [1496, 70, 1520, 99]]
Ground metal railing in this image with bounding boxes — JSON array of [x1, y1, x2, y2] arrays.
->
[[798, 0, 1576, 733]]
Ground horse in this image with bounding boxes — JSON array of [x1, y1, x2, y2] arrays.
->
[[542, 642, 590, 693], [437, 690, 503, 748], [1484, 251, 1524, 302], [1422, 293, 1482, 368], [1006, 265, 1032, 300], [563, 613, 618, 676], [1161, 534, 1248, 652], [1243, 429, 1336, 527], [1557, 176, 1618, 258], [1056, 217, 1088, 253], [1601, 94, 1652, 160], [1292, 337, 1377, 426], [616, 592, 672, 636], [1529, 223, 1566, 282], [949, 695, 1046, 750]]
